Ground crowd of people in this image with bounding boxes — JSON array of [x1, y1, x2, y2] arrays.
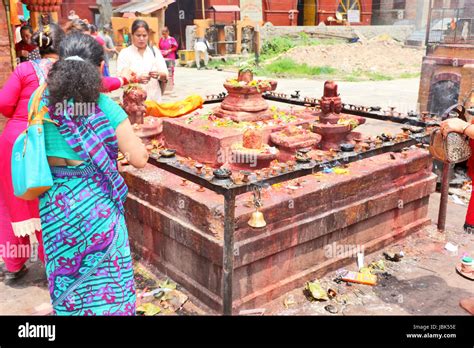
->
[[13, 13, 211, 90], [0, 14, 179, 315]]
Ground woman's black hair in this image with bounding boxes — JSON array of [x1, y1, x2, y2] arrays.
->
[[47, 33, 104, 108], [131, 19, 149, 34], [31, 23, 64, 56], [131, 19, 155, 54], [89, 24, 98, 34], [20, 25, 33, 34]]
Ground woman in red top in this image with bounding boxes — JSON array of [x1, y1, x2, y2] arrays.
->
[[0, 24, 64, 283], [89, 24, 105, 47]]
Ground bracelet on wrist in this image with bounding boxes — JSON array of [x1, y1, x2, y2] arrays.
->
[[462, 123, 472, 135]]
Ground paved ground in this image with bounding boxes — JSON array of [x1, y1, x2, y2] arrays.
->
[[162, 66, 420, 115], [265, 193, 474, 315], [1, 66, 472, 315], [108, 61, 420, 113]]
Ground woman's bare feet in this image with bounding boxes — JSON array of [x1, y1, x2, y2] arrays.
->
[[460, 297, 474, 314]]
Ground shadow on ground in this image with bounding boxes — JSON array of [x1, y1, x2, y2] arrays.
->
[[374, 273, 472, 315]]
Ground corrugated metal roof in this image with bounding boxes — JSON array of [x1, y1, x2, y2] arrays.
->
[[209, 5, 240, 12], [114, 0, 175, 14]]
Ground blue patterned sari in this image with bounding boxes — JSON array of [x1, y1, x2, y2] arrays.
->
[[38, 95, 136, 315]]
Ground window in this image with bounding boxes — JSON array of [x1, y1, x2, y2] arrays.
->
[[373, 0, 381, 10], [393, 0, 406, 10], [337, 0, 361, 22]]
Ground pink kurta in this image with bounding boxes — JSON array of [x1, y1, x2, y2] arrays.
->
[[0, 60, 51, 272]]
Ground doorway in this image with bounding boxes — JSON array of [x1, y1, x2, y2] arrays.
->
[[297, 0, 318, 26], [165, 0, 196, 50], [429, 79, 460, 116]]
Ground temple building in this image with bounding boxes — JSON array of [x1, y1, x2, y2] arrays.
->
[[192, 0, 374, 26]]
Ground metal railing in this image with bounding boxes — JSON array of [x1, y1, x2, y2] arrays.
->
[[147, 93, 433, 315], [427, 7, 473, 45]]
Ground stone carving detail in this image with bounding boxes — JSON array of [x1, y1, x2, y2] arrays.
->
[[224, 25, 235, 54], [241, 26, 255, 55]]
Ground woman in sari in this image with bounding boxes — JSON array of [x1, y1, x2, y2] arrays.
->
[[35, 33, 148, 315], [0, 24, 64, 283]]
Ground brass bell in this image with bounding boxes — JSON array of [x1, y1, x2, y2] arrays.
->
[[248, 209, 267, 228], [248, 185, 266, 228]]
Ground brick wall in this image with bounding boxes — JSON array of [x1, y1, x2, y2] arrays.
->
[[0, 2, 14, 131]]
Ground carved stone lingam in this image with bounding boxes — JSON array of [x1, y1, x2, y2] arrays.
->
[[311, 81, 366, 150], [214, 69, 277, 122]]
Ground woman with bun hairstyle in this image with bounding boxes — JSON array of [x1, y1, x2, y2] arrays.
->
[[33, 33, 147, 315], [0, 23, 64, 283]]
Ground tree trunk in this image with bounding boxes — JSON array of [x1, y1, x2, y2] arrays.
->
[[96, 0, 112, 30]]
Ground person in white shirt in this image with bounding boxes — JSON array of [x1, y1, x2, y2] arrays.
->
[[194, 37, 211, 70], [461, 21, 469, 42], [117, 20, 168, 102]]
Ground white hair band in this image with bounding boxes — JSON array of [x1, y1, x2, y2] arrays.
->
[[65, 56, 84, 61]]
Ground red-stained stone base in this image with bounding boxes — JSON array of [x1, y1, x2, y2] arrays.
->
[[162, 115, 314, 167], [122, 149, 436, 313]]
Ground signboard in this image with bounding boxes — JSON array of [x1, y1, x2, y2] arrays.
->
[[240, 0, 263, 23], [347, 10, 361, 23]]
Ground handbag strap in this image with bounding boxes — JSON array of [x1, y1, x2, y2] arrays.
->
[[28, 84, 57, 126], [443, 104, 466, 121], [430, 129, 438, 147]]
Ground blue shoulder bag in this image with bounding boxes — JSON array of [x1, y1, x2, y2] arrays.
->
[[11, 84, 56, 200]]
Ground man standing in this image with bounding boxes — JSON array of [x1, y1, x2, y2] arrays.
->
[[194, 37, 211, 70], [461, 21, 470, 42]]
